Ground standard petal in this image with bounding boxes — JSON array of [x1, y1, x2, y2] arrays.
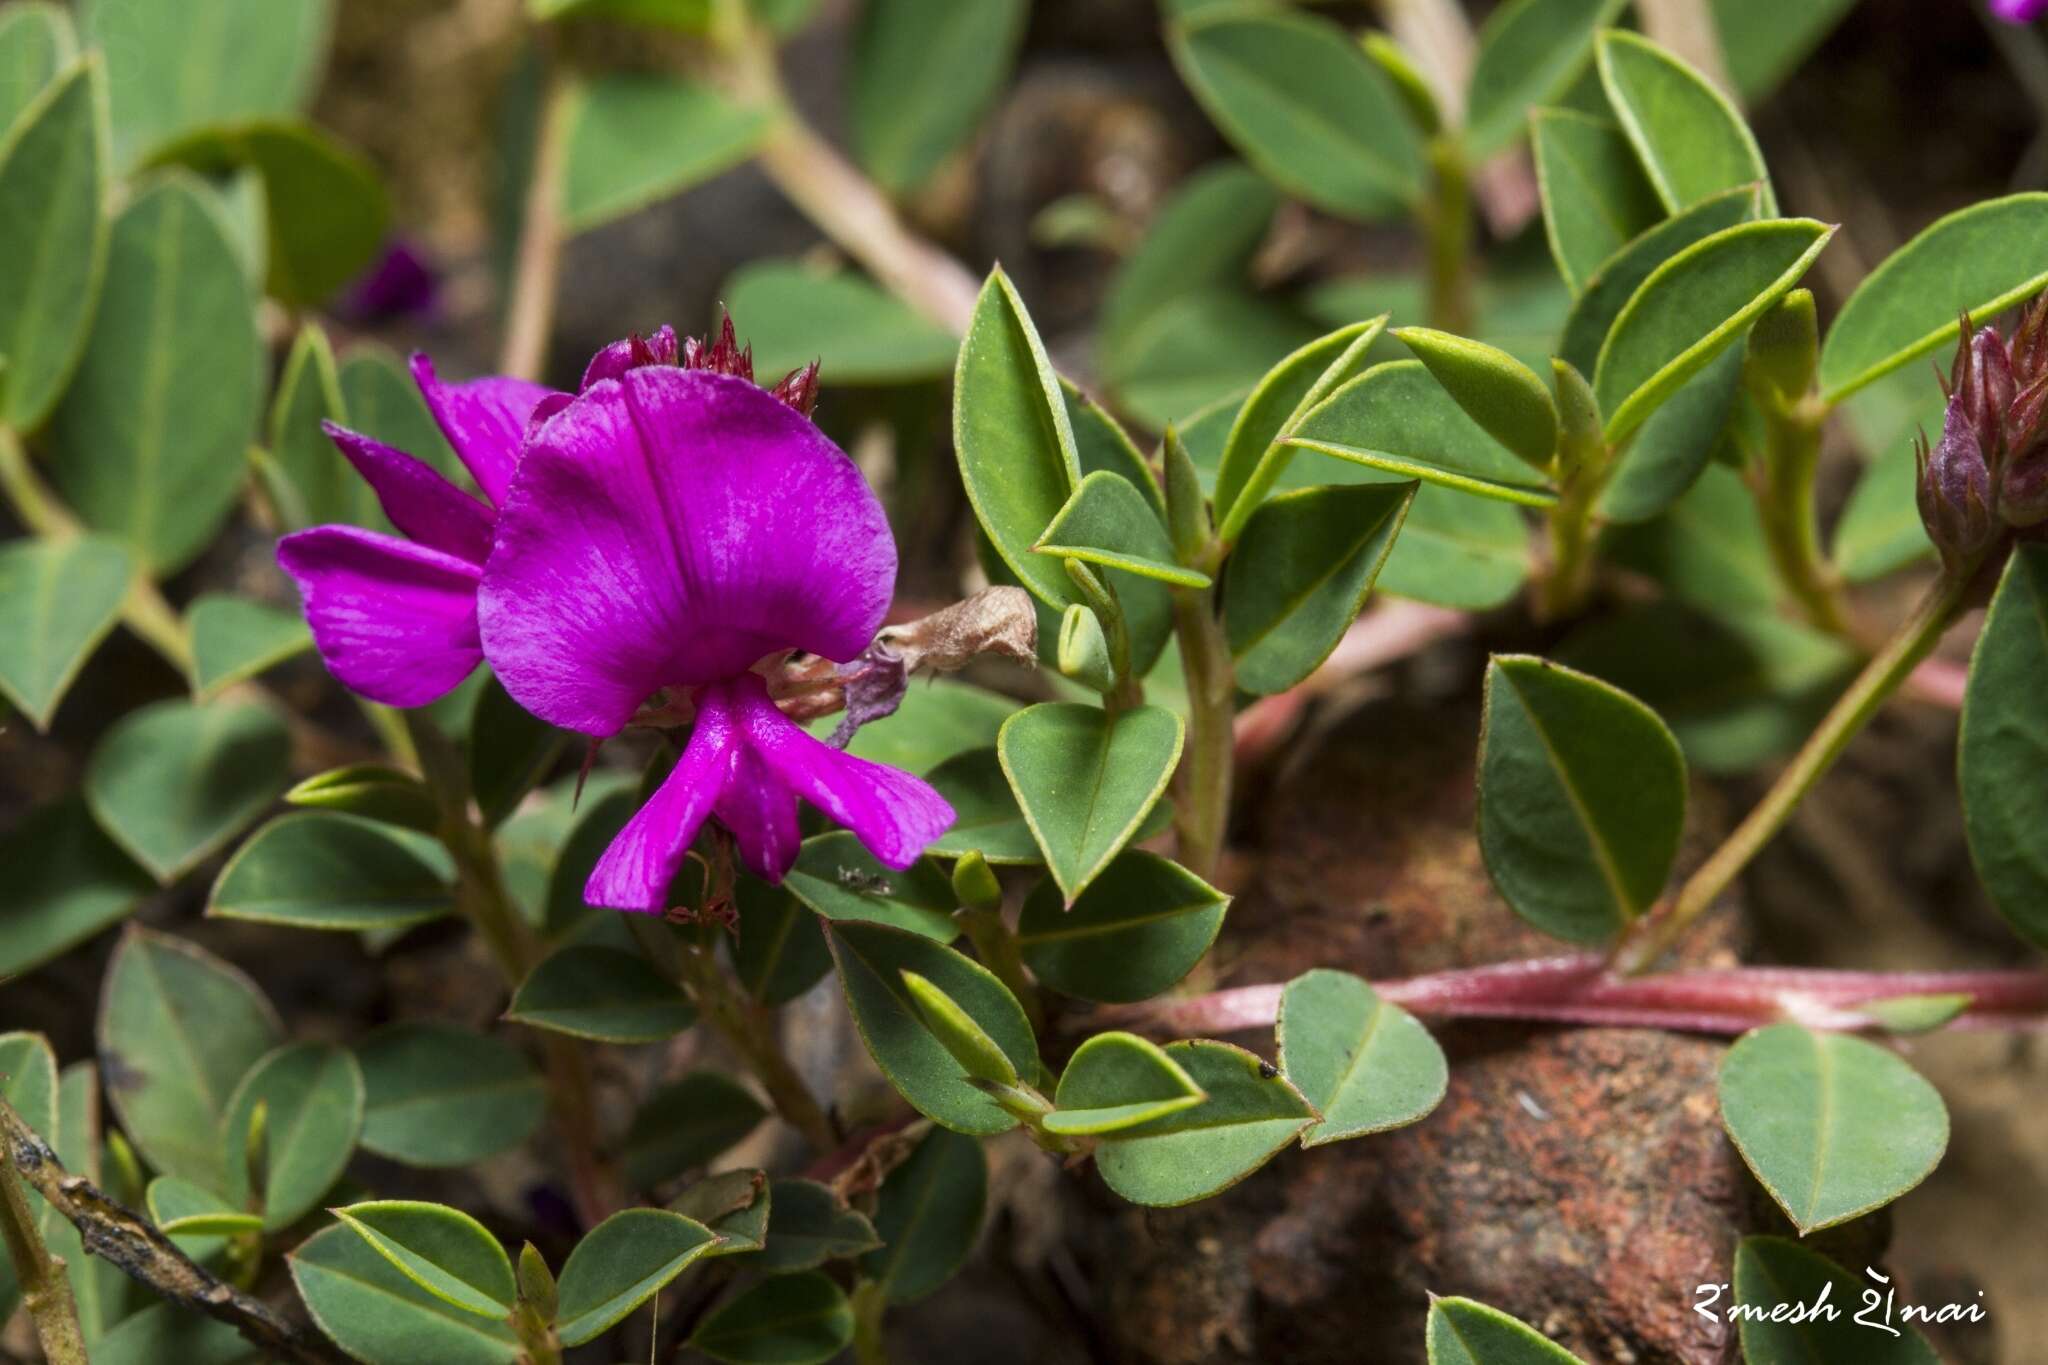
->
[[714, 743, 803, 882], [586, 682, 740, 912], [410, 353, 555, 507], [734, 676, 953, 869], [323, 421, 495, 564], [480, 368, 897, 736], [580, 325, 679, 390], [276, 526, 482, 707]]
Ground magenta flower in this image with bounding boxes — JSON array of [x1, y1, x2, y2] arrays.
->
[[476, 350, 951, 911], [1993, 0, 2048, 23]]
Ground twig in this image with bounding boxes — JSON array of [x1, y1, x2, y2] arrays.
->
[[500, 61, 573, 382], [0, 1163, 86, 1364], [0, 1098, 350, 1365]]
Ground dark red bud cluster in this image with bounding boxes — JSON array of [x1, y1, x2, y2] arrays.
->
[[1916, 297, 2048, 567], [682, 311, 821, 418]]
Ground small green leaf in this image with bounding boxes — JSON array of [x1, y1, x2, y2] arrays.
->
[[332, 1200, 517, 1318], [354, 1022, 545, 1168], [1961, 544, 2048, 948], [723, 260, 957, 384], [289, 1224, 521, 1365], [1035, 470, 1208, 588], [902, 969, 1018, 1087], [1531, 109, 1662, 296], [781, 830, 960, 941], [1058, 603, 1116, 694], [187, 594, 312, 700], [1818, 193, 2048, 402], [671, 1169, 770, 1256], [848, 0, 1026, 194], [98, 925, 282, 1189], [147, 1175, 260, 1264], [925, 748, 1042, 865], [826, 919, 1040, 1135], [732, 873, 832, 1006], [1395, 328, 1560, 472], [554, 1208, 718, 1346], [0, 4, 75, 136], [1093, 1040, 1315, 1207], [690, 1272, 855, 1365], [1733, 1236, 1940, 1364], [264, 324, 353, 529], [468, 674, 566, 830], [1277, 969, 1445, 1145], [997, 702, 1184, 902], [1596, 28, 1774, 213], [1045, 1032, 1205, 1136], [285, 765, 441, 834], [1168, 8, 1423, 219], [0, 535, 130, 729], [560, 72, 770, 231], [1285, 360, 1558, 506], [0, 797, 152, 977], [1856, 993, 1971, 1035], [48, 174, 263, 575], [621, 1073, 767, 1190], [84, 698, 291, 882], [338, 343, 463, 486], [1016, 851, 1227, 1004], [0, 1033, 57, 1147], [1212, 318, 1387, 533], [505, 945, 697, 1044], [1098, 160, 1278, 373], [222, 1041, 363, 1230], [1466, 0, 1627, 157], [758, 1180, 881, 1272], [209, 812, 452, 933], [860, 1126, 987, 1304], [1377, 483, 1531, 610], [1479, 655, 1686, 943], [1719, 1024, 1949, 1233], [0, 57, 108, 430], [1427, 1296, 1588, 1363], [89, 1304, 256, 1365], [1593, 218, 1832, 444]]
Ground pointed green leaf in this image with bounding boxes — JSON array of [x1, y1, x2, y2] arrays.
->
[[1479, 655, 1686, 943], [1466, 0, 1627, 157], [84, 698, 291, 882], [1212, 318, 1387, 533], [1058, 603, 1116, 693], [723, 259, 957, 384], [147, 1175, 260, 1265], [264, 324, 355, 528], [1427, 1296, 1588, 1363], [0, 535, 130, 729], [1395, 328, 1559, 472], [671, 1169, 770, 1256], [1285, 360, 1559, 506], [1098, 160, 1278, 372], [1094, 1040, 1316, 1207], [1719, 1024, 1949, 1233], [757, 1179, 881, 1272], [286, 764, 441, 834], [848, 0, 1026, 194], [0, 797, 151, 977], [210, 811, 451, 932], [98, 926, 282, 1188], [1961, 544, 2048, 948], [333, 1200, 517, 1318], [1377, 483, 1531, 609], [1855, 993, 1971, 1036], [554, 1208, 719, 1345], [561, 72, 770, 231], [0, 57, 108, 430], [354, 1022, 545, 1168], [690, 1272, 855, 1365], [0, 4, 75, 136], [925, 747, 1042, 865], [1045, 1032, 1205, 1136], [1017, 850, 1227, 1004], [1531, 109, 1662, 296], [1168, 9, 1424, 219], [860, 1127, 987, 1304], [1277, 969, 1445, 1146], [187, 593, 311, 700], [289, 1224, 520, 1365], [621, 1074, 766, 1191], [901, 969, 1018, 1087], [1596, 28, 1773, 213], [1593, 218, 1832, 444], [48, 175, 263, 575], [1818, 193, 2048, 402], [506, 945, 697, 1044], [998, 702, 1184, 902], [1035, 470, 1208, 588], [1733, 1236, 1940, 1364], [222, 1042, 363, 1230], [781, 831, 960, 941], [826, 919, 1039, 1135]]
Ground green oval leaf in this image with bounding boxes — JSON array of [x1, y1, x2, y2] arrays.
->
[[1961, 543, 2048, 948], [859, 1127, 987, 1304], [147, 1175, 260, 1265], [848, 0, 1026, 194], [506, 944, 695, 1043], [1168, 9, 1423, 219], [97, 925, 282, 1189], [48, 174, 263, 576], [187, 593, 312, 700], [1212, 318, 1387, 534], [0, 57, 107, 430], [1035, 470, 1208, 588], [285, 765, 441, 835], [826, 919, 1039, 1135], [1427, 1296, 1587, 1363], [924, 748, 1041, 865], [1733, 1236, 1941, 1364], [1017, 850, 1228, 1005], [354, 1022, 545, 1168], [690, 1271, 854, 1365], [1818, 193, 2048, 402], [757, 1179, 881, 1273], [1045, 1031, 1205, 1136], [1531, 109, 1663, 297], [337, 342, 463, 484], [208, 812, 452, 933], [1593, 217, 1832, 444], [262, 323, 352, 530], [290, 1224, 520, 1365], [1395, 328, 1560, 472], [780, 830, 960, 941], [224, 1041, 364, 1230], [84, 698, 291, 883], [1479, 655, 1686, 943], [1377, 483, 1531, 609], [332, 1200, 517, 1318], [0, 797, 151, 977], [554, 1208, 718, 1345], [561, 72, 770, 232], [1595, 28, 1773, 214], [1093, 1039, 1315, 1207], [997, 702, 1184, 902], [0, 1032, 58, 1145], [723, 259, 957, 385], [1719, 1024, 1949, 1233], [621, 1072, 767, 1191], [0, 535, 130, 730], [1466, 0, 1626, 157], [1277, 968, 1446, 1146]]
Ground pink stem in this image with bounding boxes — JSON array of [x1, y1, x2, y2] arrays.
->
[[1108, 956, 2048, 1038]]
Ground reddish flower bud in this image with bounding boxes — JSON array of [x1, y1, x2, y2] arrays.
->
[[1916, 418, 1998, 570]]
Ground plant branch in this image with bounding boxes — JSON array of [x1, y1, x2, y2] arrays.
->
[[1170, 583, 1235, 884], [1423, 137, 1473, 335], [0, 1163, 86, 1365], [676, 945, 839, 1153], [0, 1098, 350, 1365], [500, 61, 573, 382]]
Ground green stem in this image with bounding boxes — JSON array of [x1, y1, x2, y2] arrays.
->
[[1170, 584, 1235, 883], [850, 1279, 890, 1365], [957, 907, 1042, 1032], [1754, 395, 1856, 639], [676, 946, 839, 1152], [1535, 461, 1605, 621], [1423, 137, 1473, 335], [1617, 572, 1968, 972], [500, 62, 572, 382], [0, 1166, 87, 1365]]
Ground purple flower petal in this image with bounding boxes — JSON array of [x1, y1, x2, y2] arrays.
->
[[322, 422, 496, 564], [715, 743, 804, 882], [410, 354, 555, 507], [479, 368, 896, 736], [1993, 0, 2048, 22], [733, 675, 953, 869], [580, 325, 679, 390], [276, 526, 483, 707], [585, 680, 740, 912]]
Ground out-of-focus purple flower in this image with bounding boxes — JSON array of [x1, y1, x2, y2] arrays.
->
[[1992, 0, 2048, 24], [1916, 297, 2048, 563], [476, 335, 950, 912], [338, 239, 441, 324]]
